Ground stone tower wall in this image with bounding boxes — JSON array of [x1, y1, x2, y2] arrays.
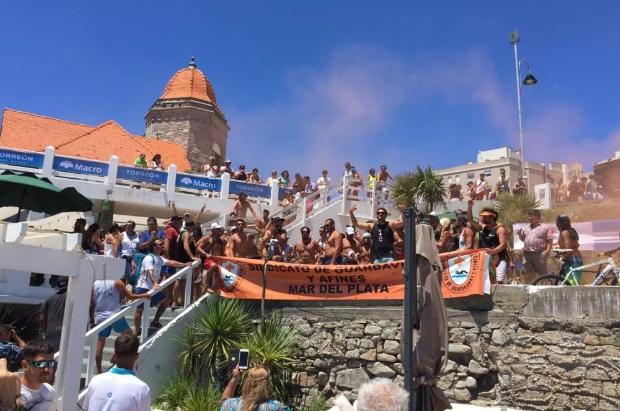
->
[[145, 102, 228, 172]]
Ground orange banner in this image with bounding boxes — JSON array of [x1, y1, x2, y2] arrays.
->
[[213, 250, 489, 301]]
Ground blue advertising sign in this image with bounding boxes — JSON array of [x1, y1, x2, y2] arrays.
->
[[0, 148, 44, 169], [176, 173, 222, 192], [279, 187, 293, 201], [117, 166, 167, 185], [53, 156, 109, 177], [229, 180, 272, 199]]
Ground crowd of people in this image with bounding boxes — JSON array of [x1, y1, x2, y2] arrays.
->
[[447, 168, 527, 202], [554, 174, 605, 203]]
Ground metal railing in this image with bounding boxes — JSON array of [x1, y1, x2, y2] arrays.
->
[[59, 260, 200, 388]]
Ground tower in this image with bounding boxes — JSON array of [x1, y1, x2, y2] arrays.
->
[[145, 57, 229, 172]]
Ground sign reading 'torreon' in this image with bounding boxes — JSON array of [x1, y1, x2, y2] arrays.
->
[[0, 148, 44, 169]]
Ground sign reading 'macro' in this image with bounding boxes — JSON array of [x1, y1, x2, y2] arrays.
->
[[0, 148, 44, 169], [176, 174, 222, 192], [53, 156, 109, 177]]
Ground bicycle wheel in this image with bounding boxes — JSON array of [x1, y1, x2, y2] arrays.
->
[[532, 275, 564, 286]]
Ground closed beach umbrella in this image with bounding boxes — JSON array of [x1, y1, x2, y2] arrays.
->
[[0, 170, 92, 220]]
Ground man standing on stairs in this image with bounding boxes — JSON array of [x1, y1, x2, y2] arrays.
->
[[225, 219, 254, 258], [322, 218, 343, 265], [90, 279, 149, 374], [83, 334, 151, 411], [133, 240, 191, 336], [349, 205, 403, 264]]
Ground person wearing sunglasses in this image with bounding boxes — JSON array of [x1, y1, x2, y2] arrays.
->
[[349, 205, 403, 264], [19, 340, 57, 410]]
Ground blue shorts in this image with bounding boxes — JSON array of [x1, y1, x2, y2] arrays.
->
[[374, 257, 395, 264], [97, 317, 130, 338], [134, 287, 166, 309]]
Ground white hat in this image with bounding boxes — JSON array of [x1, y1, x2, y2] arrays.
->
[[210, 222, 222, 229], [362, 232, 371, 239], [429, 211, 439, 217], [345, 226, 355, 235]]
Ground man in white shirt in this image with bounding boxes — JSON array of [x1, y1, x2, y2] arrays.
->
[[84, 334, 150, 411], [316, 169, 332, 191], [19, 341, 57, 411]]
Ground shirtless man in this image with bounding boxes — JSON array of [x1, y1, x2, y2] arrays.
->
[[294, 227, 322, 264], [197, 222, 226, 291], [359, 232, 373, 264], [255, 209, 271, 236], [225, 219, 254, 258], [322, 218, 343, 265], [230, 192, 256, 219], [342, 226, 361, 264]]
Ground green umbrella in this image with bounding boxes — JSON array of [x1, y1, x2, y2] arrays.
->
[[0, 170, 93, 221]]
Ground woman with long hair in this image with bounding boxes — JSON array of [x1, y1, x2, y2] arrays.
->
[[82, 223, 104, 254], [436, 217, 455, 253], [220, 365, 290, 411], [151, 154, 164, 170], [556, 214, 583, 283]]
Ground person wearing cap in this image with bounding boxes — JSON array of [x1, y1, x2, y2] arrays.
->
[[359, 232, 373, 264], [233, 164, 248, 181], [436, 218, 455, 253], [349, 205, 403, 264], [203, 155, 219, 177], [342, 226, 361, 264], [220, 160, 233, 176], [197, 222, 226, 292], [294, 227, 322, 264], [467, 192, 508, 283]]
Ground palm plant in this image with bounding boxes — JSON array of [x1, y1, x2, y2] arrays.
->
[[392, 165, 446, 213], [495, 192, 540, 230], [179, 296, 252, 382], [157, 375, 220, 411], [241, 312, 298, 404]]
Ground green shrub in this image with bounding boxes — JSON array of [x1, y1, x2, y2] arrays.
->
[[156, 375, 219, 411]]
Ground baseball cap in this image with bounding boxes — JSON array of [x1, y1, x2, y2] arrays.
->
[[346, 226, 355, 235], [225, 159, 232, 164], [479, 210, 497, 218], [184, 212, 191, 217], [362, 232, 371, 239], [429, 211, 439, 217], [170, 215, 182, 222], [210, 222, 222, 229]]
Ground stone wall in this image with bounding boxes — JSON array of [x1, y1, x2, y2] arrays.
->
[[279, 287, 620, 410]]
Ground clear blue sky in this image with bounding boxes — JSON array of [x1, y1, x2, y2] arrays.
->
[[2, 1, 619, 177]]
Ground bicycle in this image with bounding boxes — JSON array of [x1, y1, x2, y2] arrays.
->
[[591, 248, 620, 286], [530, 249, 603, 286]]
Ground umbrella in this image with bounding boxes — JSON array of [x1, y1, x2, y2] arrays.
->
[[0, 170, 92, 221]]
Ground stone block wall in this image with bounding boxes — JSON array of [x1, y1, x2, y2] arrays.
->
[[283, 306, 620, 410]]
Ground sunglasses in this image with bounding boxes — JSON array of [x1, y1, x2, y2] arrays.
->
[[301, 230, 310, 234], [29, 359, 57, 369], [377, 211, 387, 215]]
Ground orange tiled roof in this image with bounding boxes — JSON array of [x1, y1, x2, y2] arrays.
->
[[160, 62, 217, 104], [0, 108, 191, 171]]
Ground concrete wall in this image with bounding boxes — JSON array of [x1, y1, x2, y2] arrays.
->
[[136, 293, 213, 398]]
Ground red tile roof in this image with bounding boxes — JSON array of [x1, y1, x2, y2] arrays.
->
[[0, 109, 191, 171], [160, 66, 217, 104]]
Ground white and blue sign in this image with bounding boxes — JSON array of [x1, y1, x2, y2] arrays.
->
[[176, 174, 222, 192], [279, 187, 292, 200], [53, 156, 108, 177], [0, 148, 44, 169], [229, 180, 271, 199], [117, 166, 167, 185]]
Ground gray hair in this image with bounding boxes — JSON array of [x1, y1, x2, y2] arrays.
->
[[355, 378, 409, 411]]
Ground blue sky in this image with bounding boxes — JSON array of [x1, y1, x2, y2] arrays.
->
[[1, 1, 619, 177]]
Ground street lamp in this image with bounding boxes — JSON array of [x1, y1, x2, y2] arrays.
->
[[510, 30, 538, 180]]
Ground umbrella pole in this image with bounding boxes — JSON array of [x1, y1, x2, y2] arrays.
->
[[16, 189, 26, 222], [403, 207, 419, 411]]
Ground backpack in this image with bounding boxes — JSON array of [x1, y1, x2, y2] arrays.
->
[[129, 252, 148, 286]]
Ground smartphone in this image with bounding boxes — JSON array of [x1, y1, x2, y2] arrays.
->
[[238, 349, 249, 370]]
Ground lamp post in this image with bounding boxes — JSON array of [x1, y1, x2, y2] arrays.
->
[[510, 30, 538, 181]]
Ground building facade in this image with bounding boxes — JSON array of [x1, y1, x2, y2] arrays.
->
[[594, 151, 620, 198]]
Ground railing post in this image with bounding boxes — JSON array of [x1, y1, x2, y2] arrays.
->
[[184, 267, 192, 308], [301, 195, 308, 224], [270, 180, 279, 206], [371, 183, 377, 218], [141, 303, 151, 343], [341, 176, 348, 215], [41, 146, 55, 178], [166, 164, 177, 195], [105, 155, 119, 189], [220, 172, 230, 199], [85, 337, 97, 384]]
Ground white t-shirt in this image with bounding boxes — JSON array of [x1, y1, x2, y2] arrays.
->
[[20, 383, 56, 411], [316, 176, 332, 190], [136, 254, 167, 289], [83, 368, 151, 411], [121, 232, 140, 257]]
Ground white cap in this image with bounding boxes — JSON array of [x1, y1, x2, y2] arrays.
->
[[362, 232, 371, 239], [210, 222, 222, 229], [429, 211, 439, 217], [345, 226, 355, 235]]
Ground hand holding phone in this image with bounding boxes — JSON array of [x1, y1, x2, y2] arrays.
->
[[238, 349, 249, 370]]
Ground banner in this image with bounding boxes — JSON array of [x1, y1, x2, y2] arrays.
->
[[213, 249, 490, 301]]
